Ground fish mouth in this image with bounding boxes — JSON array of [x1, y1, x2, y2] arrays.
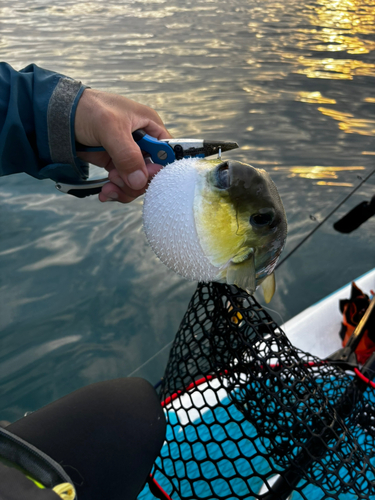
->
[[213, 161, 231, 190], [213, 160, 262, 192]]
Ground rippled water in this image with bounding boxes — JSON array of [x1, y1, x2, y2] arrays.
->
[[0, 0, 374, 422]]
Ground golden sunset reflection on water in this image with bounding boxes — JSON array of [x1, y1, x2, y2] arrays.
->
[[316, 181, 354, 186], [318, 107, 375, 135], [292, 0, 375, 141], [273, 166, 366, 186], [295, 0, 375, 79], [312, 0, 374, 32], [296, 56, 375, 79], [296, 91, 337, 104]]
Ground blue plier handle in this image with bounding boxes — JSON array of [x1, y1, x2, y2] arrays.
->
[[56, 129, 238, 198], [56, 130, 176, 198], [76, 129, 176, 165]]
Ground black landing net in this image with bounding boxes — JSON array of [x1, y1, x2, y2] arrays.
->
[[139, 282, 375, 500]]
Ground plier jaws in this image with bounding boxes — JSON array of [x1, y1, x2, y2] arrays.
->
[[162, 138, 239, 161]]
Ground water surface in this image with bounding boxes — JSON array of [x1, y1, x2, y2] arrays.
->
[[0, 0, 374, 422]]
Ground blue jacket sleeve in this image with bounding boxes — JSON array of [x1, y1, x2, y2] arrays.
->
[[0, 63, 89, 183]]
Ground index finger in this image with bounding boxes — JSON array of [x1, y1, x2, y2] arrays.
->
[[141, 120, 172, 141]]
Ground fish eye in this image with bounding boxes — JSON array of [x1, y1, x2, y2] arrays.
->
[[214, 162, 230, 190], [250, 210, 275, 228]]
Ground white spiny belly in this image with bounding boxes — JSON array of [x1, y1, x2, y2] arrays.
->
[[143, 158, 219, 282]]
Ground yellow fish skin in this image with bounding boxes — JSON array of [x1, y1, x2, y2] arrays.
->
[[143, 158, 287, 301]]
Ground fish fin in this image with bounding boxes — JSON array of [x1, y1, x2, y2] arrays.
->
[[226, 251, 256, 294], [261, 273, 276, 303]]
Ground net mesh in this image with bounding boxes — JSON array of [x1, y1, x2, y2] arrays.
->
[[138, 282, 375, 500]]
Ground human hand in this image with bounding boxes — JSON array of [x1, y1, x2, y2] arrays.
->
[[74, 89, 172, 203]]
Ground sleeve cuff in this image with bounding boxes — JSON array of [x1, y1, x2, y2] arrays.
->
[[47, 78, 88, 180]]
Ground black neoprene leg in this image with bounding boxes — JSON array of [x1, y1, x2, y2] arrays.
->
[[8, 378, 166, 500]]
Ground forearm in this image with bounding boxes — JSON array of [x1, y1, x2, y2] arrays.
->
[[0, 63, 88, 183]]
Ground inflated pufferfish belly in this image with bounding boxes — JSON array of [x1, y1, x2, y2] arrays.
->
[[143, 158, 219, 282]]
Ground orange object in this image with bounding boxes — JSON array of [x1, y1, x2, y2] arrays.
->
[[340, 282, 374, 364]]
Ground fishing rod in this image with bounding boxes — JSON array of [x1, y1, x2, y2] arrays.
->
[[276, 168, 375, 269]]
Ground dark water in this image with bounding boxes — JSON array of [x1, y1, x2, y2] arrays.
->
[[0, 0, 374, 422]]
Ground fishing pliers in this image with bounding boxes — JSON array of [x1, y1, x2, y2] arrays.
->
[[55, 129, 239, 198]]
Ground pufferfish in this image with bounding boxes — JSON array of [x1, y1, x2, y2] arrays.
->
[[143, 158, 287, 303]]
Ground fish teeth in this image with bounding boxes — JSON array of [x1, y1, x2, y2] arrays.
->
[[143, 158, 219, 282]]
